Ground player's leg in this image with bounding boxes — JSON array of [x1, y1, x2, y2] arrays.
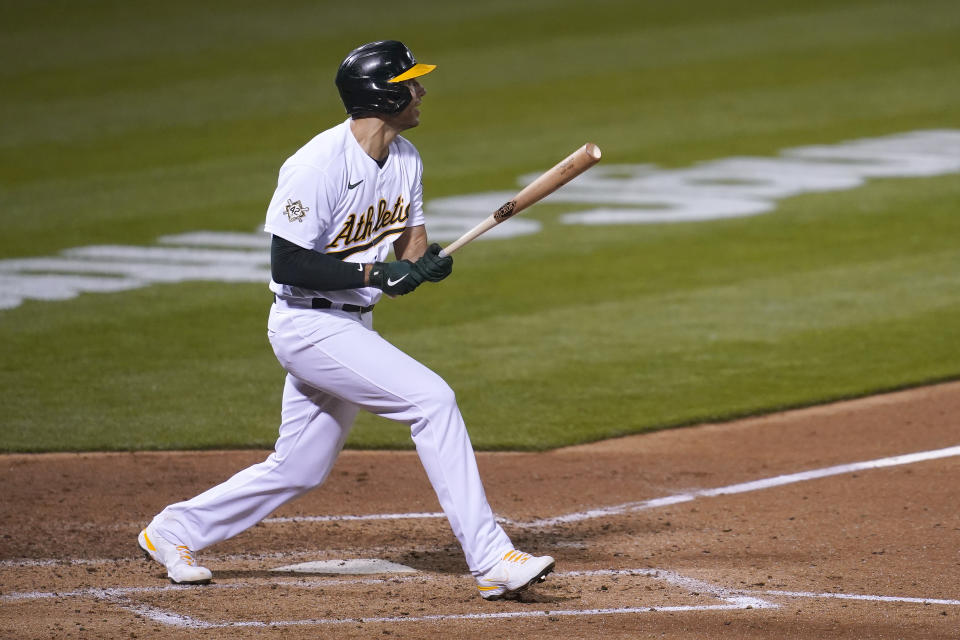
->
[[152, 374, 358, 550], [272, 308, 515, 576]]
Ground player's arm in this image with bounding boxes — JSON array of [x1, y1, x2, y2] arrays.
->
[[393, 224, 428, 261], [395, 159, 452, 283], [272, 235, 436, 297], [271, 235, 366, 290], [395, 225, 453, 283], [368, 221, 452, 293]]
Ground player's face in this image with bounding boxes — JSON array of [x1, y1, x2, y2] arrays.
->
[[389, 79, 426, 131]]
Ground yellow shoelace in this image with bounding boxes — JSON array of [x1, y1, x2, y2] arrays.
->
[[176, 545, 197, 566], [503, 550, 530, 564]]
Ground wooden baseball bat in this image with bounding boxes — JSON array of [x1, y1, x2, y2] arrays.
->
[[438, 142, 602, 257]]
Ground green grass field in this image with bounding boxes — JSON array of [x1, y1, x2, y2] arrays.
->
[[2, 0, 959, 451]]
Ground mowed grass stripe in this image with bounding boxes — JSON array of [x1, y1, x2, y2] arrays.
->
[[4, 173, 956, 451], [1, 0, 959, 451], [383, 251, 960, 448]]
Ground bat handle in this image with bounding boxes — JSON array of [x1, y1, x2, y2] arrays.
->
[[437, 214, 502, 259]]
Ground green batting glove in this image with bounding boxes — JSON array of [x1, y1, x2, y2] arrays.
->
[[368, 260, 424, 296], [414, 243, 453, 282]]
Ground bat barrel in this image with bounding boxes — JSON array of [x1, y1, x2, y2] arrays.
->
[[439, 142, 601, 257]]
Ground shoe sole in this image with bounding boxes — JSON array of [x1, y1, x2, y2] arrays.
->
[[481, 559, 556, 601]]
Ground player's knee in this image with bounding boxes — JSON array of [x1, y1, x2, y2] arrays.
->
[[409, 380, 462, 439], [273, 459, 330, 493], [407, 377, 458, 421], [279, 468, 313, 493], [424, 379, 457, 412], [287, 470, 327, 493]]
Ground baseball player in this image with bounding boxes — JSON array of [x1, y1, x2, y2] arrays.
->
[[138, 40, 555, 601]]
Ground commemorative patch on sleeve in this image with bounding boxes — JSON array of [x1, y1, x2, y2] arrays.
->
[[283, 199, 309, 223]]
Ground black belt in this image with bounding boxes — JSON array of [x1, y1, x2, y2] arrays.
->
[[275, 295, 374, 314]]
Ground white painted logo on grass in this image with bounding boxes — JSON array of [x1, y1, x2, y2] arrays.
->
[[2, 130, 958, 310], [428, 129, 960, 225]]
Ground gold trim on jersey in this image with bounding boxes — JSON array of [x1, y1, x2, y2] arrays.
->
[[326, 227, 407, 259], [326, 196, 410, 254]]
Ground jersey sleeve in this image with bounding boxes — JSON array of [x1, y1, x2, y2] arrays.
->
[[406, 150, 426, 228], [264, 163, 338, 250]]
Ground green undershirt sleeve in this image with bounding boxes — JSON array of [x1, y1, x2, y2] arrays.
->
[[270, 235, 366, 291]]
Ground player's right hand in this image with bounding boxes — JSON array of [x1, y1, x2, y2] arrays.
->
[[368, 260, 424, 296], [414, 243, 453, 282]]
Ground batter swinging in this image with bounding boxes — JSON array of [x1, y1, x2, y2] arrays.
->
[[137, 40, 555, 601]]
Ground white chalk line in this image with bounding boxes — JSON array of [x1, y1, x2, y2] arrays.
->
[[0, 545, 451, 569], [0, 576, 425, 602], [8, 568, 958, 629], [9, 566, 957, 630], [5, 443, 958, 570], [0, 569, 740, 603], [96, 589, 960, 629], [753, 590, 960, 606], [116, 603, 756, 629], [14, 568, 959, 628], [110, 583, 960, 628], [261, 444, 960, 528], [3, 568, 774, 628], [518, 444, 960, 527], [5, 444, 959, 627], [12, 570, 955, 608]]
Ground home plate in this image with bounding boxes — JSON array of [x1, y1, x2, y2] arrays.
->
[[271, 559, 418, 575]]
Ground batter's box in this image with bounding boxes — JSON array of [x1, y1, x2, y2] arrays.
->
[[114, 568, 775, 628]]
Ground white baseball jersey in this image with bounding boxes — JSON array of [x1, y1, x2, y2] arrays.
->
[[264, 118, 426, 307]]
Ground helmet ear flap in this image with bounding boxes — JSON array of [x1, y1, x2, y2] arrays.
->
[[354, 79, 412, 115]]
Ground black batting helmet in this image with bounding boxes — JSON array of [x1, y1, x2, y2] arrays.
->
[[335, 40, 436, 116]]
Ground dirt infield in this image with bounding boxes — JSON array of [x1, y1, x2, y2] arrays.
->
[[2, 382, 959, 639]]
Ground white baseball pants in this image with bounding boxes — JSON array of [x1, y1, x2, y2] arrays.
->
[[154, 302, 512, 576]]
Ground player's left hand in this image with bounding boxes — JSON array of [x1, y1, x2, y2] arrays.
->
[[414, 243, 453, 282], [369, 260, 425, 296]]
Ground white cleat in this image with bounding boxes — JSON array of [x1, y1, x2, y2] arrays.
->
[[137, 521, 212, 585], [476, 549, 556, 600]]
